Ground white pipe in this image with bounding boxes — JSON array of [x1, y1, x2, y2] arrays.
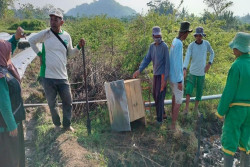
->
[[23, 95, 222, 108]]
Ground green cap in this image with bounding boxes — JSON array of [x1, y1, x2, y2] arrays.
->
[[229, 32, 250, 53]]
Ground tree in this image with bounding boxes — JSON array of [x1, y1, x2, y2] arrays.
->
[[203, 0, 233, 16], [147, 0, 185, 17], [14, 3, 57, 20], [147, 0, 175, 15], [0, 0, 15, 18]]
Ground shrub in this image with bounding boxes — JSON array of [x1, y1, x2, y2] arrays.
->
[[8, 19, 46, 31]]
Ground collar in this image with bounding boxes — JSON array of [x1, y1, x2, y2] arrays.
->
[[195, 40, 203, 45], [238, 53, 250, 59], [154, 41, 163, 45], [58, 29, 64, 35]]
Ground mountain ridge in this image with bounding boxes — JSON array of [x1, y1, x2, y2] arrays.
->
[[66, 0, 137, 18]]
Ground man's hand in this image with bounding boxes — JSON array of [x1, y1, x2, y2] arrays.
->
[[133, 70, 140, 78], [161, 80, 167, 92], [205, 64, 211, 73], [177, 82, 182, 91], [78, 38, 85, 48], [183, 69, 187, 78], [15, 27, 25, 40], [9, 128, 18, 137]]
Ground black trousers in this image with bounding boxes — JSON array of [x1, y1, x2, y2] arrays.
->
[[153, 75, 166, 122]]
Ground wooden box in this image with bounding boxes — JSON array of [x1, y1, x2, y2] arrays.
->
[[124, 79, 146, 123], [105, 79, 146, 131]]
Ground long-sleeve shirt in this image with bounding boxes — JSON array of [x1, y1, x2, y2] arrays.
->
[[28, 29, 80, 79], [169, 38, 183, 83], [139, 41, 170, 81], [217, 54, 250, 116], [0, 78, 17, 132], [183, 40, 214, 76], [0, 35, 19, 133]]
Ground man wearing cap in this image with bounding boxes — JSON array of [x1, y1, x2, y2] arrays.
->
[[169, 21, 192, 130], [28, 9, 85, 132], [133, 26, 170, 124], [183, 27, 214, 114], [216, 32, 250, 167]]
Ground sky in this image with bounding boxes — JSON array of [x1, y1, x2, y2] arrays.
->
[[15, 0, 250, 16]]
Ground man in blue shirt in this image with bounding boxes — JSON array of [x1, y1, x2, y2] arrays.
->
[[183, 27, 214, 114], [133, 26, 170, 124], [169, 21, 192, 130]]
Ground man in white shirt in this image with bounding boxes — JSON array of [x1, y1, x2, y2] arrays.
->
[[29, 9, 85, 132], [183, 27, 214, 114]]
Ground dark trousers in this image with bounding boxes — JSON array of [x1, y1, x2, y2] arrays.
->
[[153, 75, 166, 122], [41, 78, 72, 127], [0, 123, 25, 167]]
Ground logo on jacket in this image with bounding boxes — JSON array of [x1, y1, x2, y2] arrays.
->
[[63, 39, 68, 46]]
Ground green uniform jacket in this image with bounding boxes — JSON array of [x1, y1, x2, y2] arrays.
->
[[217, 54, 250, 117], [0, 35, 19, 133]]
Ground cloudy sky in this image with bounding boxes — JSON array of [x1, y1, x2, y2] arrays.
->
[[15, 0, 250, 16]]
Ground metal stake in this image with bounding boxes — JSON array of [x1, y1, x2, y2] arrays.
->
[[194, 113, 203, 166], [82, 46, 91, 135]]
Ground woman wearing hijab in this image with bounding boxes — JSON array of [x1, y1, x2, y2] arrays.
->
[[0, 27, 26, 167]]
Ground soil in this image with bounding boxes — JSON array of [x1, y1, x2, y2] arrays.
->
[[22, 57, 99, 167]]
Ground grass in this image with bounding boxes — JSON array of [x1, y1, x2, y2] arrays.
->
[[19, 33, 223, 167], [72, 105, 201, 167]]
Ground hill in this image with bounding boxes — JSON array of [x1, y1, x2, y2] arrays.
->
[[66, 0, 137, 18]]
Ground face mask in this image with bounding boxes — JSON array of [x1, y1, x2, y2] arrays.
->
[[154, 37, 162, 44]]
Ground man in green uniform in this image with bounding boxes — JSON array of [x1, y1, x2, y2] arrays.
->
[[217, 32, 250, 167]]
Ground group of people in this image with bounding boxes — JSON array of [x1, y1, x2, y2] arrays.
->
[[133, 21, 250, 166], [0, 8, 249, 167], [133, 21, 215, 130], [0, 9, 85, 167]]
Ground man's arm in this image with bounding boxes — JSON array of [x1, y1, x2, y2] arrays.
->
[[138, 45, 152, 73], [205, 41, 215, 73], [207, 41, 214, 64], [133, 45, 152, 78], [217, 64, 239, 117], [183, 43, 192, 77], [67, 35, 82, 57], [28, 29, 48, 56], [164, 45, 170, 81], [173, 42, 183, 83]]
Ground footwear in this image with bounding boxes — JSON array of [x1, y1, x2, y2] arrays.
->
[[183, 109, 188, 114], [170, 123, 176, 131], [155, 121, 163, 127], [224, 154, 234, 167], [54, 126, 61, 132], [64, 126, 75, 132], [240, 151, 246, 167], [194, 107, 200, 117], [241, 151, 250, 167]]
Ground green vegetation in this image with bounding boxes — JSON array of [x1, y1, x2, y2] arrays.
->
[[8, 19, 46, 31], [7, 0, 250, 166]]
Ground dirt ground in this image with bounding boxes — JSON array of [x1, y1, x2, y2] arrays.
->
[[22, 58, 100, 167]]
